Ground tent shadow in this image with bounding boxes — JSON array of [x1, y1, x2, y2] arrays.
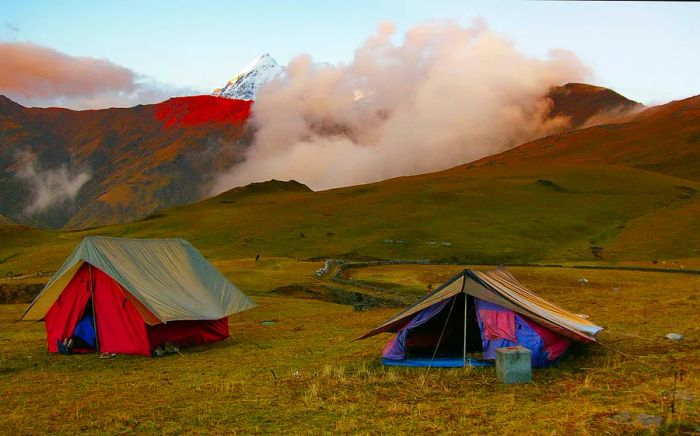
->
[[170, 336, 254, 356]]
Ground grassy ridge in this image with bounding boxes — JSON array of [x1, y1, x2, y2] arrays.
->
[[2, 163, 698, 278]]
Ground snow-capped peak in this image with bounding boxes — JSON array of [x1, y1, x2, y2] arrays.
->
[[213, 54, 286, 101], [243, 53, 278, 71]]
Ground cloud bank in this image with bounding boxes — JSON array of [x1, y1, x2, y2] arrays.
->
[[14, 151, 91, 214], [0, 42, 194, 109], [213, 21, 590, 193]]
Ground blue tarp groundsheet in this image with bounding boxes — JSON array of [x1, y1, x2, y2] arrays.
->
[[382, 357, 494, 368], [73, 313, 97, 348]]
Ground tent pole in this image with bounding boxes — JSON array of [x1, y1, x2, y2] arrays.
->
[[420, 295, 457, 391], [88, 264, 100, 352], [463, 292, 467, 367]]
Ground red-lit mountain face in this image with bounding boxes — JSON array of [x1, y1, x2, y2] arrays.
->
[[0, 95, 252, 228], [0, 83, 640, 229], [155, 96, 252, 128]]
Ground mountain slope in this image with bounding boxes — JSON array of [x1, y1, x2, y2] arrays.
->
[[471, 95, 700, 181], [0, 83, 642, 230], [0, 95, 252, 229], [545, 83, 643, 127]]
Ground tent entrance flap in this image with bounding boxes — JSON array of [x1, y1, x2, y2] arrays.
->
[[44, 264, 95, 353], [385, 294, 483, 360], [71, 299, 97, 350]]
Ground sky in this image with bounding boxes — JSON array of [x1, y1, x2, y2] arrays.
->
[[1, 0, 698, 107]]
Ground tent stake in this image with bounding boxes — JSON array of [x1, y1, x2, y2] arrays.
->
[[463, 293, 467, 367]]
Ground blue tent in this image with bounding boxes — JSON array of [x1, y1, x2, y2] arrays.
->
[[358, 267, 602, 368]]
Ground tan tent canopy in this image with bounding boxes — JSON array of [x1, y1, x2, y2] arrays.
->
[[358, 266, 602, 343], [21, 236, 256, 324]]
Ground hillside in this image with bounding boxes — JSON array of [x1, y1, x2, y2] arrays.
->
[[471, 94, 700, 182], [545, 83, 643, 127], [0, 83, 639, 230], [0, 95, 252, 229], [1, 92, 698, 277]]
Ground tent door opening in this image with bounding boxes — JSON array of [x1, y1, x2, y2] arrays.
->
[[69, 297, 98, 351], [404, 293, 482, 359]]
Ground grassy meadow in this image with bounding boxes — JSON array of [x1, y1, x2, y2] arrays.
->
[[1, 264, 698, 433]]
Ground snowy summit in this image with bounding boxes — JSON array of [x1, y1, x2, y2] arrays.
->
[[213, 53, 286, 101]]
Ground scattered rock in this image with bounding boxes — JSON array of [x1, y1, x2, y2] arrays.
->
[[611, 412, 632, 424], [662, 389, 696, 403], [590, 246, 604, 258], [315, 259, 344, 277], [537, 179, 568, 192], [636, 414, 663, 427], [665, 333, 684, 341], [440, 242, 452, 246], [611, 412, 663, 427], [261, 320, 276, 326], [152, 342, 179, 357]]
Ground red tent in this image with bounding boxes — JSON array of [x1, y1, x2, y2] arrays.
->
[[22, 237, 256, 356]]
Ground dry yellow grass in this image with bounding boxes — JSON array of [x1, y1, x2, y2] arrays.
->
[[211, 257, 323, 295], [0, 265, 698, 433]]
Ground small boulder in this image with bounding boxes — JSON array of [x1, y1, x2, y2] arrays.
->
[[636, 414, 663, 427], [612, 412, 663, 428], [665, 333, 683, 341]]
